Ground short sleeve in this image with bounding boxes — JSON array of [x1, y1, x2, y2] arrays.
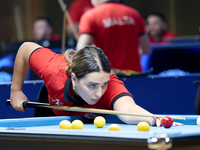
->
[[29, 48, 66, 80], [78, 10, 95, 35], [102, 74, 133, 109], [69, 0, 94, 23], [68, 1, 83, 23]]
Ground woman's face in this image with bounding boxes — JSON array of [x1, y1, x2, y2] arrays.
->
[[72, 71, 110, 105]]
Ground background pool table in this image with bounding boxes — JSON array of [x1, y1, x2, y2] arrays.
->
[[0, 115, 200, 150]]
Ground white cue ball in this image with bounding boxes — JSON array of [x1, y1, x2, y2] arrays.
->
[[197, 117, 200, 127]]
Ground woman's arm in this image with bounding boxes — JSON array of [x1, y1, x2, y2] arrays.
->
[[113, 96, 184, 127], [113, 96, 161, 126], [139, 34, 150, 55], [10, 42, 42, 111], [76, 33, 94, 50]]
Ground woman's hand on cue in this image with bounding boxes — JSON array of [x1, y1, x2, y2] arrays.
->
[[10, 90, 28, 112], [150, 115, 162, 127], [150, 115, 184, 127]]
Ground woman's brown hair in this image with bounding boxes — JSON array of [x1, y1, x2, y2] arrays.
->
[[65, 45, 110, 79]]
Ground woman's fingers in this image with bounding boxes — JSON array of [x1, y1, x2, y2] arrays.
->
[[150, 115, 184, 127], [156, 118, 162, 127], [150, 115, 162, 127], [173, 122, 184, 126]]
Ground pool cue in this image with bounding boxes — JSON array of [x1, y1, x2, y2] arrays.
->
[[58, 0, 78, 40], [61, 4, 67, 54], [13, 5, 24, 42], [6, 99, 185, 120]]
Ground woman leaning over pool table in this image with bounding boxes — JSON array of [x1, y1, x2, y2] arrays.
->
[[10, 42, 182, 127]]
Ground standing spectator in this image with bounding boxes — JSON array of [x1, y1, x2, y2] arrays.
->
[[146, 12, 177, 43], [67, 0, 93, 38], [76, 0, 150, 72]]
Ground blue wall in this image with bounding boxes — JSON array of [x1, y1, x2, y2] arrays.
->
[[119, 74, 200, 114]]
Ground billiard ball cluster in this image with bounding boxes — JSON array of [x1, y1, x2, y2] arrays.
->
[[136, 116, 174, 132], [59, 116, 174, 131], [59, 119, 84, 129], [58, 116, 121, 131], [59, 116, 107, 130]]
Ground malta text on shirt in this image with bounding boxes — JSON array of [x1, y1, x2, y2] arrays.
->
[[103, 16, 135, 28]]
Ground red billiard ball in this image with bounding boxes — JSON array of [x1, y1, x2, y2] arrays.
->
[[161, 116, 173, 128]]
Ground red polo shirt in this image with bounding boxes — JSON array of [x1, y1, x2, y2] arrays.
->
[[29, 48, 132, 118], [149, 30, 177, 43], [79, 2, 145, 72], [68, 0, 93, 24]]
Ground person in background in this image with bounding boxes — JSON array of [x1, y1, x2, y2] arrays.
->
[[76, 0, 150, 72], [67, 0, 93, 38], [146, 12, 177, 43], [33, 17, 61, 41]]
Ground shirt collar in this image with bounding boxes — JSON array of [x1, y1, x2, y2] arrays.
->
[[101, 1, 119, 4]]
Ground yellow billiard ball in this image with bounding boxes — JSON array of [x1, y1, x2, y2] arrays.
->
[[108, 124, 121, 131], [71, 120, 84, 129], [94, 116, 106, 128], [197, 117, 200, 127], [59, 120, 72, 129], [137, 122, 150, 132]]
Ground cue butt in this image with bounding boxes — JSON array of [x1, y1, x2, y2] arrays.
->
[[6, 99, 52, 109]]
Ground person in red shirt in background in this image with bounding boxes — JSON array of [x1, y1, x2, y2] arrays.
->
[[146, 12, 177, 43], [67, 0, 94, 38], [33, 17, 61, 41], [76, 0, 150, 72]]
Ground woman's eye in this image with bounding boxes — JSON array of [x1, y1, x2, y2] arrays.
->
[[103, 83, 108, 87], [89, 84, 96, 88]]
